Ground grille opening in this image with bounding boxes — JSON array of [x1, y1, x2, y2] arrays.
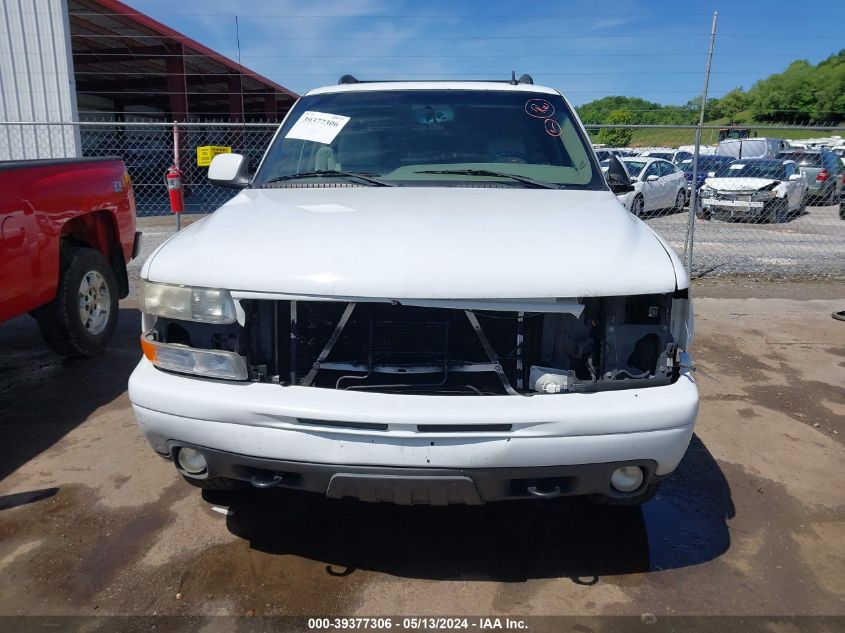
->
[[416, 424, 512, 433], [296, 418, 389, 431], [235, 294, 678, 395]]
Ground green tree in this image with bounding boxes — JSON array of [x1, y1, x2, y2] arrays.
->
[[575, 49, 844, 126], [716, 88, 749, 122], [595, 109, 634, 146]]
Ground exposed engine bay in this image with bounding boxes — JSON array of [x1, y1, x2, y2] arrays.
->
[[151, 292, 689, 396]]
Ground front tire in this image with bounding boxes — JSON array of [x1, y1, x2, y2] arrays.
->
[[34, 247, 119, 357], [631, 194, 645, 217], [673, 190, 686, 213], [765, 199, 788, 224]]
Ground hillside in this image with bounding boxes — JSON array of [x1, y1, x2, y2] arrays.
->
[[577, 49, 845, 145]]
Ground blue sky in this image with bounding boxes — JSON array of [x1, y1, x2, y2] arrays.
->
[[131, 0, 843, 105]]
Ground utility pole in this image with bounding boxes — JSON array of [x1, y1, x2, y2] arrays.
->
[[685, 11, 718, 274]]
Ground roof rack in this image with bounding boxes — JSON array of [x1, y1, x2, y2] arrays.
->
[[337, 72, 534, 85]]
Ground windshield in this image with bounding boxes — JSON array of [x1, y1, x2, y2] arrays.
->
[[621, 160, 647, 177], [722, 161, 786, 179], [254, 89, 603, 189]]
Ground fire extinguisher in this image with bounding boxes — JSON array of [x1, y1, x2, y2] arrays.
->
[[165, 165, 184, 230]]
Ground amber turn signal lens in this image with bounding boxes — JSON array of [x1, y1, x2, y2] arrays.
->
[[140, 334, 157, 361]]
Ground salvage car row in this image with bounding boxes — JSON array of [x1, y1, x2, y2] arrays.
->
[[596, 142, 845, 222]]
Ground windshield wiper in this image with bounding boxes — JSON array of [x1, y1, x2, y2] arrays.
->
[[414, 169, 561, 189], [264, 171, 395, 187]]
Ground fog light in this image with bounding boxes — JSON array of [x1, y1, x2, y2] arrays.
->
[[610, 466, 644, 493], [177, 447, 207, 474]]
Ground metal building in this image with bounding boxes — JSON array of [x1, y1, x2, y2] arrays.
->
[[1, 0, 80, 159]]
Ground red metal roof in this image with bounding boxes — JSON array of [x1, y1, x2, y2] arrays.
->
[[85, 0, 297, 99]]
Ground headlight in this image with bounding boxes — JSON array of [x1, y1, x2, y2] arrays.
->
[[751, 189, 776, 201], [671, 297, 693, 350], [140, 280, 236, 324], [141, 331, 248, 380], [698, 185, 715, 198]]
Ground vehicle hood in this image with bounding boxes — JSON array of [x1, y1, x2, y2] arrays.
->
[[704, 177, 781, 191], [143, 187, 682, 298]]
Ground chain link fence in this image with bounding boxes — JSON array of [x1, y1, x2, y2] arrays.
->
[[79, 121, 279, 216], [584, 124, 845, 277], [2, 120, 279, 216], [2, 120, 844, 278]]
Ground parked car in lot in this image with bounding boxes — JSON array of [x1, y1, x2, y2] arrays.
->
[[637, 149, 694, 166], [698, 158, 808, 222], [607, 157, 688, 216], [776, 149, 843, 205], [678, 144, 717, 156], [594, 147, 635, 162], [129, 78, 697, 506], [678, 155, 735, 194], [717, 137, 787, 159], [0, 157, 141, 356]]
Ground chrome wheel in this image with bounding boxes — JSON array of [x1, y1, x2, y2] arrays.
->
[[77, 270, 111, 335]]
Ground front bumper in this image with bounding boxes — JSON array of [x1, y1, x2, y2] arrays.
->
[[129, 358, 698, 502], [701, 197, 769, 219]]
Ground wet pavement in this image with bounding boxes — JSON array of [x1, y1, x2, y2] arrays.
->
[[0, 279, 843, 627]]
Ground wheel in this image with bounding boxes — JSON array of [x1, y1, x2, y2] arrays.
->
[[182, 475, 246, 491], [673, 190, 686, 212], [34, 247, 119, 357], [590, 482, 662, 506], [631, 194, 644, 217], [695, 199, 711, 220], [824, 186, 835, 206], [765, 199, 788, 224], [839, 201, 845, 220], [813, 188, 832, 206]]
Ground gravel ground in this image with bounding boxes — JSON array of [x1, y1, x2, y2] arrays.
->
[[647, 201, 845, 277]]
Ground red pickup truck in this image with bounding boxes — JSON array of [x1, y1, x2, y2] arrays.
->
[[1, 157, 141, 357]]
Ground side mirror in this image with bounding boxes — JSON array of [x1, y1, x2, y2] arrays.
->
[[606, 155, 634, 194], [646, 174, 659, 182], [788, 173, 802, 181], [208, 153, 249, 189], [707, 171, 716, 178]]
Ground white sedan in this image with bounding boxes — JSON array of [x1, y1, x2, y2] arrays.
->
[[603, 157, 688, 216], [698, 159, 808, 223]]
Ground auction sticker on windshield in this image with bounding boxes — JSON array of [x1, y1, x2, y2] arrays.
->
[[285, 111, 351, 144]]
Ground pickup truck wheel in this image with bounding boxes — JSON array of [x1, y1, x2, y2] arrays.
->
[[589, 481, 662, 506], [181, 475, 246, 491], [35, 247, 119, 357]]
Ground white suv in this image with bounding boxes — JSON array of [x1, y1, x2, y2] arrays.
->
[[129, 77, 697, 506]]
